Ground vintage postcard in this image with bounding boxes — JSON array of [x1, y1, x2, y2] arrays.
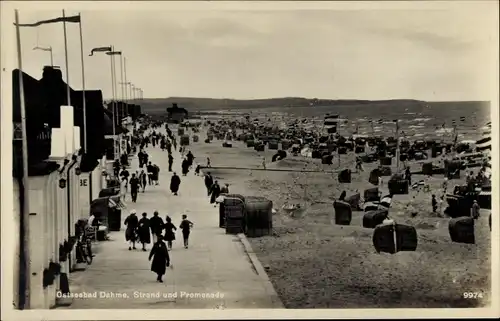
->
[[1, 0, 498, 320]]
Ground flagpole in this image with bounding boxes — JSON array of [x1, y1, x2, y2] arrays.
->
[[78, 13, 92, 202], [123, 57, 128, 104], [62, 10, 71, 106], [78, 14, 87, 153], [120, 54, 125, 113], [15, 9, 31, 310], [110, 45, 117, 158], [111, 51, 120, 155]]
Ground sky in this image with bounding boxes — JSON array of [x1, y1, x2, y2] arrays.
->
[[3, 1, 498, 101]]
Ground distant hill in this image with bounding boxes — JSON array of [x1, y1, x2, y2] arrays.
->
[[134, 97, 489, 114], [137, 97, 426, 114]]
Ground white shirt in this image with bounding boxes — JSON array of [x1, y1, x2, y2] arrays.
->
[[88, 215, 95, 226]]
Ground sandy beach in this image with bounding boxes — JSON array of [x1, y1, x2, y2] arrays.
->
[[182, 125, 491, 309]]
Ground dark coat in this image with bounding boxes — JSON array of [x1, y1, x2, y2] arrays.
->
[[152, 165, 160, 180], [140, 173, 147, 186], [180, 219, 193, 237], [149, 215, 164, 236], [129, 177, 140, 192], [170, 175, 181, 193], [186, 153, 195, 166], [138, 217, 151, 244], [124, 214, 139, 241], [163, 222, 177, 241], [210, 184, 221, 204], [149, 241, 170, 275], [182, 160, 189, 175], [204, 175, 214, 188]]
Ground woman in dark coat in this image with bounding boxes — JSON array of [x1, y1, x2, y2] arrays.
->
[[186, 151, 195, 167], [209, 181, 221, 206], [124, 210, 139, 250], [163, 216, 177, 249], [148, 235, 170, 282], [138, 212, 151, 251], [170, 172, 181, 196], [204, 172, 214, 196], [181, 159, 190, 176]]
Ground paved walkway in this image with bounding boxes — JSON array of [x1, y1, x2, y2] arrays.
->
[[64, 127, 283, 309]]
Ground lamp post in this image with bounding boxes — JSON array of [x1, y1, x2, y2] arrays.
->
[[33, 45, 53, 66]]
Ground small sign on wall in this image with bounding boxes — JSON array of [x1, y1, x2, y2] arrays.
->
[[80, 178, 88, 187]]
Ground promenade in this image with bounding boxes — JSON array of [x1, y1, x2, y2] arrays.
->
[[64, 128, 283, 309]]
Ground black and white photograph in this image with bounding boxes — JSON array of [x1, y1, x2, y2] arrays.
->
[[1, 0, 498, 319]]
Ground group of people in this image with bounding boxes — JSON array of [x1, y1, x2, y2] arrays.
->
[[203, 172, 230, 207], [124, 210, 194, 250], [124, 210, 194, 282], [112, 121, 237, 282], [117, 161, 161, 203], [122, 210, 195, 282]]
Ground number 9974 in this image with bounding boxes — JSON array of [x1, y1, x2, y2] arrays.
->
[[463, 292, 484, 299]]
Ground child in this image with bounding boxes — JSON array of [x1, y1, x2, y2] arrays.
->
[[431, 194, 437, 213], [163, 216, 177, 250], [179, 214, 194, 249]]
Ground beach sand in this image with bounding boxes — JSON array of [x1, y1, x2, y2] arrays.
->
[[181, 128, 491, 308]]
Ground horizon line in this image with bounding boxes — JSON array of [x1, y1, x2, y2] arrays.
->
[[130, 97, 491, 103]]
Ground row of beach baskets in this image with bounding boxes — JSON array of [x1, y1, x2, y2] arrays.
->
[[218, 194, 273, 238], [333, 193, 490, 247]]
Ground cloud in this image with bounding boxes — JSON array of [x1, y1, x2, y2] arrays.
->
[[7, 4, 497, 101]]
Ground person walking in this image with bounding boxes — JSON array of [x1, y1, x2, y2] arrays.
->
[[170, 172, 181, 196], [147, 162, 155, 186], [186, 151, 195, 167], [152, 163, 160, 185], [204, 172, 214, 196], [168, 153, 174, 172], [471, 200, 480, 219], [149, 211, 164, 243], [209, 180, 221, 207], [124, 210, 139, 250], [431, 195, 438, 213], [138, 212, 151, 251], [139, 169, 147, 193], [148, 235, 170, 283], [129, 173, 140, 203], [138, 150, 145, 168], [181, 158, 190, 176], [120, 176, 128, 202], [179, 214, 194, 249], [163, 216, 177, 250]]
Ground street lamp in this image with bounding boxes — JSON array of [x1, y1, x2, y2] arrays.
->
[[33, 46, 53, 66]]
